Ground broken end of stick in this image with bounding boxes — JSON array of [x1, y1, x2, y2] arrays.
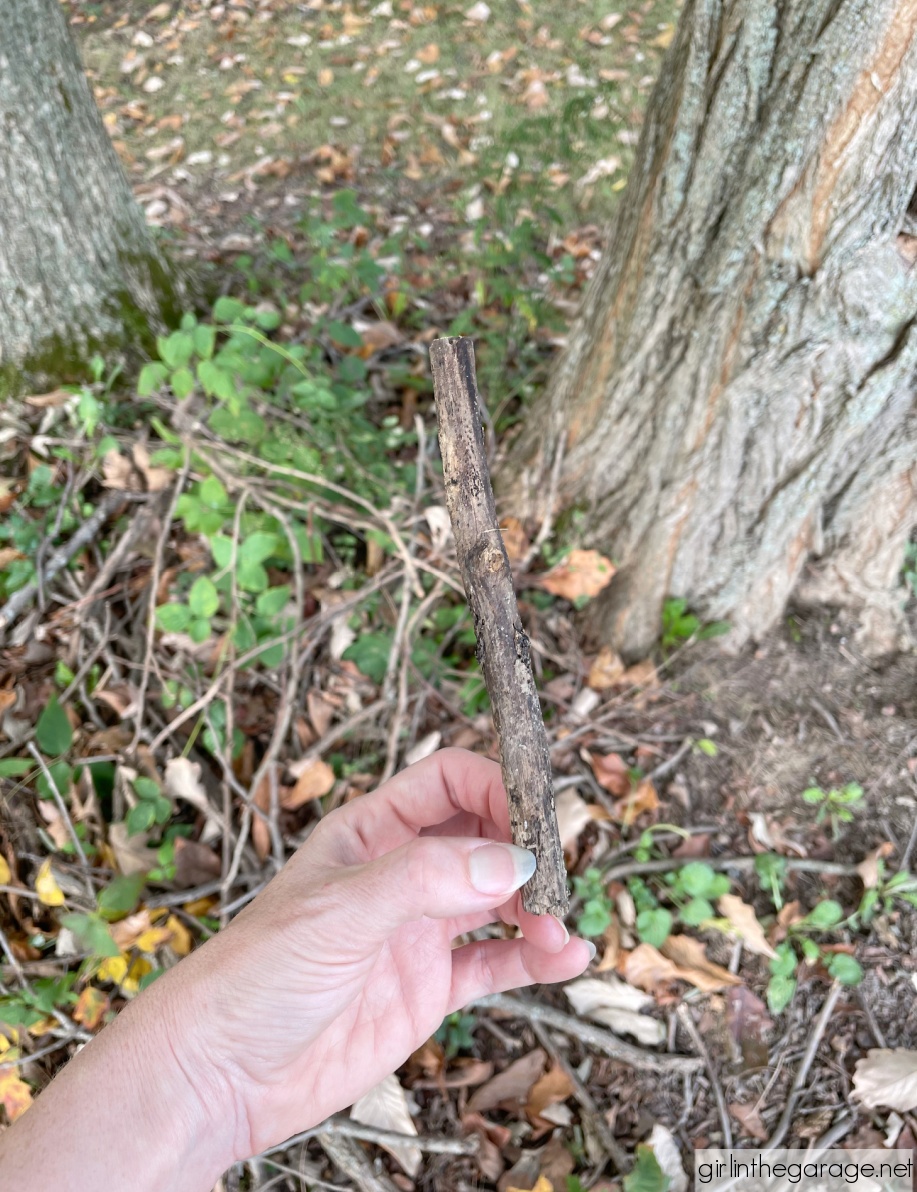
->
[[522, 878, 570, 919]]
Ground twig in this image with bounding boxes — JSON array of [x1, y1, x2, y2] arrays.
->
[[317, 1134, 402, 1192], [27, 742, 95, 900], [471, 993, 701, 1073], [431, 336, 567, 918], [763, 980, 843, 1150], [132, 450, 191, 750], [263, 1117, 478, 1160], [647, 737, 694, 785], [531, 1020, 630, 1175], [676, 1002, 732, 1148], [145, 870, 264, 909], [0, 490, 136, 633], [0, 1033, 83, 1071], [809, 698, 845, 743], [603, 855, 862, 885]]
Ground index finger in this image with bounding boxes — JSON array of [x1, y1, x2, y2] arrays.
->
[[325, 748, 511, 863]]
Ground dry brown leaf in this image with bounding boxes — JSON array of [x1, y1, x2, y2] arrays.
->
[[621, 659, 658, 688], [526, 1064, 575, 1119], [500, 517, 530, 565], [536, 549, 615, 602], [94, 683, 139, 719], [108, 821, 158, 876], [251, 768, 274, 861], [623, 943, 682, 992], [589, 751, 630, 796], [282, 759, 335, 811], [857, 842, 895, 889], [0, 481, 18, 515], [717, 894, 777, 958], [102, 449, 137, 490], [555, 787, 593, 850], [351, 1073, 421, 1176], [614, 778, 658, 828], [587, 646, 625, 690], [726, 985, 773, 1071], [172, 837, 222, 888], [462, 1112, 506, 1182], [111, 909, 156, 950], [132, 442, 171, 492], [24, 390, 69, 408], [0, 548, 24, 571], [356, 320, 404, 357], [467, 1049, 545, 1113], [595, 918, 621, 971], [564, 976, 664, 1045], [853, 1049, 917, 1111], [417, 42, 440, 64], [306, 689, 335, 738], [660, 935, 742, 991], [729, 1100, 768, 1141], [37, 800, 70, 850]]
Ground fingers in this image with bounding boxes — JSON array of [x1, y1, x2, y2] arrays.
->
[[326, 750, 509, 863], [346, 835, 537, 938], [498, 895, 570, 953], [446, 936, 595, 1013]]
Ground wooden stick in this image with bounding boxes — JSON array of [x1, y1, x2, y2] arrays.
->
[[430, 336, 568, 917]]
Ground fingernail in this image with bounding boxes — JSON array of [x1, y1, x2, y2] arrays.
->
[[584, 940, 597, 961], [468, 843, 536, 896], [553, 916, 570, 945]]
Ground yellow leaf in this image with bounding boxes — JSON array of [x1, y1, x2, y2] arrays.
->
[[417, 43, 439, 64], [136, 925, 172, 954], [508, 1179, 553, 1192], [121, 955, 152, 996], [0, 855, 10, 884], [0, 1068, 33, 1121], [35, 859, 64, 907], [651, 23, 675, 47], [611, 178, 627, 191], [165, 915, 192, 956], [97, 954, 129, 985]]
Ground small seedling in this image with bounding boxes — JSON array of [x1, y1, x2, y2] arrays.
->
[[573, 868, 614, 937], [802, 782, 864, 840], [435, 1011, 477, 1058]]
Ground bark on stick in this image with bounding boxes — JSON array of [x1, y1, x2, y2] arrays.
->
[[430, 336, 568, 918]]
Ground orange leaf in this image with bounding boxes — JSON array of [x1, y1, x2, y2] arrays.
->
[[73, 987, 109, 1031], [282, 759, 335, 811], [589, 751, 630, 796], [614, 778, 658, 828], [660, 935, 742, 992], [0, 1067, 32, 1121], [587, 646, 625, 690], [526, 1064, 574, 1119], [536, 549, 615, 602]]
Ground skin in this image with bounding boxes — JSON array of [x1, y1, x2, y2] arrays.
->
[[0, 749, 593, 1191]]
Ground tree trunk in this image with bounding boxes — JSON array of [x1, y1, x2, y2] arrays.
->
[[0, 0, 182, 395], [503, 0, 917, 659]]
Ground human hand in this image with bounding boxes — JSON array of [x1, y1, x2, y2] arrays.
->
[[167, 748, 593, 1161]]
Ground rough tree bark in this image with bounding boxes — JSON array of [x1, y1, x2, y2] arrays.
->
[[503, 0, 917, 659], [0, 0, 181, 395]]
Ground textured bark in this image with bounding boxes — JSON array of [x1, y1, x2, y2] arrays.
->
[[431, 338, 568, 918], [504, 0, 917, 659], [0, 0, 181, 394]]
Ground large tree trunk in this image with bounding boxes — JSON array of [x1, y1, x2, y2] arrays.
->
[[503, 0, 917, 659], [0, 0, 181, 396]]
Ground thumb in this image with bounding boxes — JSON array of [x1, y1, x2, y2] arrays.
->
[[345, 836, 536, 938]]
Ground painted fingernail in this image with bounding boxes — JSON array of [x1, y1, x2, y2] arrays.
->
[[468, 843, 537, 896], [584, 940, 597, 961]]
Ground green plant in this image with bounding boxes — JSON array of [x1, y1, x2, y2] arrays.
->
[[755, 853, 788, 910], [765, 899, 863, 1013], [572, 868, 614, 937], [435, 1011, 477, 1058], [625, 862, 732, 949], [660, 598, 729, 653], [802, 782, 864, 840], [624, 1144, 670, 1192]]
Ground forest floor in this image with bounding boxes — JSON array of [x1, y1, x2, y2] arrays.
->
[[1, 2, 917, 1191]]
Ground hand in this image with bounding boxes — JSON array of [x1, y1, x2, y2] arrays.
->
[[174, 748, 593, 1160]]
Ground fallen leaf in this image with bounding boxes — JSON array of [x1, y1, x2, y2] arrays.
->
[[726, 985, 773, 1071], [526, 1064, 574, 1120], [351, 1073, 421, 1176], [307, 689, 335, 737], [587, 647, 625, 690], [467, 1049, 546, 1113], [251, 768, 275, 861], [282, 759, 335, 810], [649, 1124, 687, 1192], [621, 659, 658, 688], [35, 859, 64, 907], [661, 936, 742, 991], [651, 23, 675, 47], [97, 954, 129, 985], [589, 751, 630, 796], [555, 787, 593, 849], [132, 442, 170, 491], [318, 68, 334, 87], [537, 549, 615, 602], [730, 1101, 768, 1141], [73, 986, 109, 1031], [0, 856, 9, 884], [24, 390, 69, 408], [615, 777, 658, 828], [102, 449, 136, 491], [507, 1179, 553, 1192], [356, 320, 404, 357], [111, 910, 156, 951], [595, 918, 621, 971], [164, 757, 212, 817], [500, 517, 530, 565], [717, 894, 777, 958], [853, 1049, 917, 1111], [564, 976, 664, 1045], [857, 843, 894, 890], [404, 730, 442, 767], [462, 1112, 505, 1181], [0, 1066, 32, 1121], [172, 837, 222, 888]]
